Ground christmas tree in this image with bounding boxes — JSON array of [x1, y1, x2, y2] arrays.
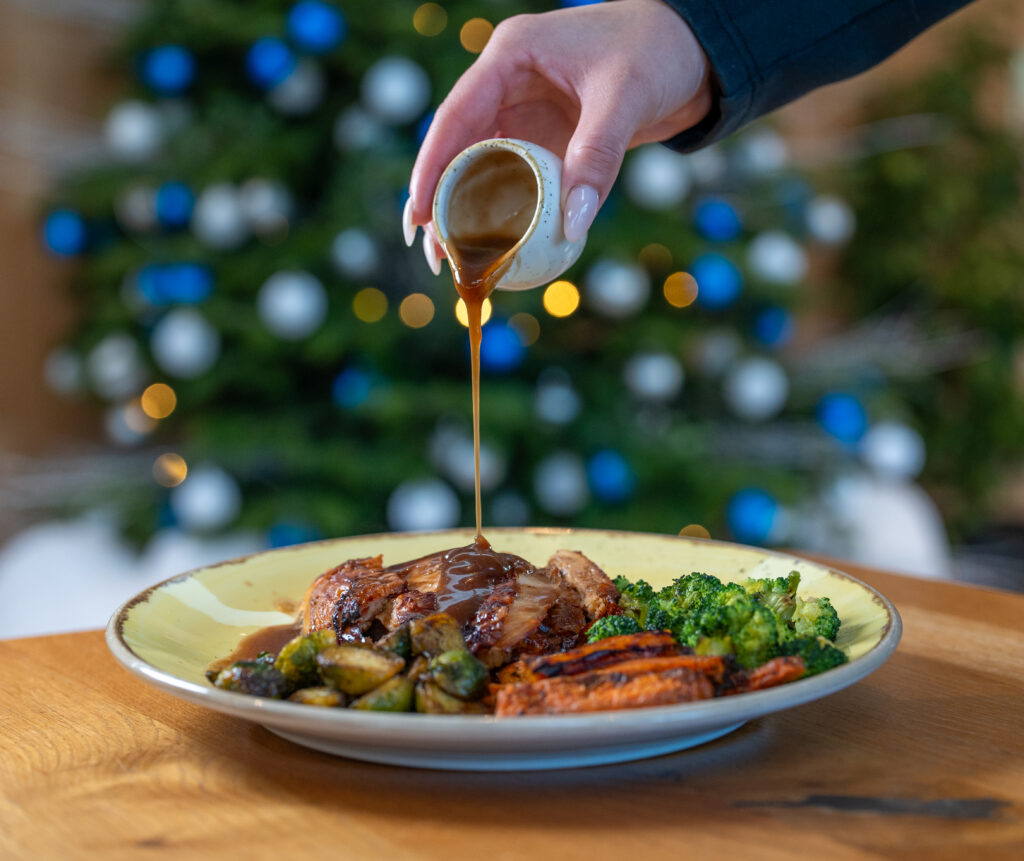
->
[[43, 0, 947, 551]]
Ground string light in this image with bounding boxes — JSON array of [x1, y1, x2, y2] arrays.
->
[[352, 287, 387, 322], [543, 280, 580, 318], [153, 452, 188, 487], [663, 271, 699, 308], [399, 293, 435, 328], [414, 3, 447, 36], [460, 18, 493, 53], [639, 243, 673, 270], [509, 312, 540, 346], [679, 523, 711, 539], [455, 297, 492, 327], [140, 382, 177, 419]]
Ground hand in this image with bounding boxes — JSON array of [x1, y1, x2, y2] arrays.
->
[[406, 0, 711, 258]]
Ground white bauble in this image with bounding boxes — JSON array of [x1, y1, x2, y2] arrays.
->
[[104, 402, 155, 447], [87, 333, 145, 400], [268, 59, 325, 116], [104, 100, 164, 162], [257, 271, 328, 341], [861, 421, 926, 479], [685, 145, 726, 185], [44, 347, 84, 396], [584, 259, 651, 318], [387, 478, 460, 531], [239, 178, 293, 236], [806, 194, 856, 245], [331, 228, 379, 279], [534, 372, 581, 425], [694, 329, 742, 377], [170, 465, 243, 532], [534, 452, 589, 517], [747, 230, 807, 285], [150, 309, 221, 378], [115, 184, 158, 233], [333, 105, 386, 151], [489, 490, 531, 527], [734, 129, 788, 175], [623, 352, 684, 402], [723, 357, 790, 422], [625, 145, 691, 210], [441, 438, 506, 494], [191, 183, 248, 250], [361, 57, 431, 125]]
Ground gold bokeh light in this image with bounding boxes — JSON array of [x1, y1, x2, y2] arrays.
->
[[639, 243, 673, 271], [460, 17, 493, 53], [543, 280, 580, 318], [679, 523, 711, 539], [399, 293, 435, 328], [455, 297, 493, 327], [353, 287, 388, 323], [140, 382, 177, 419], [663, 271, 699, 308], [509, 312, 540, 346], [414, 3, 447, 36], [153, 453, 188, 488]]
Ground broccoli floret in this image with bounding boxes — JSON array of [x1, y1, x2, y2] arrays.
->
[[658, 572, 725, 615], [586, 614, 642, 643], [780, 636, 848, 676], [792, 595, 841, 641], [730, 604, 782, 668], [680, 592, 781, 667], [615, 578, 659, 628], [694, 634, 734, 657], [743, 571, 800, 623]]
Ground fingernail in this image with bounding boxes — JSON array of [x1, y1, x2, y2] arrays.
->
[[423, 233, 442, 276], [563, 184, 599, 243], [402, 197, 417, 247]]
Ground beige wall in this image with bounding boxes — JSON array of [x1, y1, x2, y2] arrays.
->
[[0, 0, 1021, 454]]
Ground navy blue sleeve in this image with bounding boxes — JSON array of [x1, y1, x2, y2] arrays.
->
[[658, 0, 975, 150]]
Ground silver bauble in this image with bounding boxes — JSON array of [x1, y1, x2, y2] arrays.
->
[[257, 271, 328, 341], [170, 465, 243, 532], [361, 57, 431, 125], [191, 183, 248, 250], [723, 357, 790, 422], [386, 478, 461, 532], [150, 309, 221, 378], [584, 259, 651, 318], [624, 145, 691, 210], [623, 352, 684, 402]]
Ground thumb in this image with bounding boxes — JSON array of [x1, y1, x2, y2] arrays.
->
[[561, 89, 638, 242]]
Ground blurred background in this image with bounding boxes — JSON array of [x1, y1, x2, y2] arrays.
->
[[2, 0, 1023, 639]]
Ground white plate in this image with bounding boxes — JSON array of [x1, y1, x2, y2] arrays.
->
[[107, 528, 901, 770]]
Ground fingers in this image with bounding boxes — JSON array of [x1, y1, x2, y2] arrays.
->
[[408, 54, 511, 225], [560, 80, 640, 242]]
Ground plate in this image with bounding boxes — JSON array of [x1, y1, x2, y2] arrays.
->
[[107, 528, 901, 771]]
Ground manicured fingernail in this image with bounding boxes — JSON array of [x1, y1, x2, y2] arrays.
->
[[402, 197, 417, 247], [563, 184, 599, 243], [423, 233, 442, 276]]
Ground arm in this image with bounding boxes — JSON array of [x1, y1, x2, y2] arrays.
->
[[660, 0, 977, 151]]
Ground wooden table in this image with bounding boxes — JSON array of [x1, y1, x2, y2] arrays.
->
[[2, 562, 1022, 860]]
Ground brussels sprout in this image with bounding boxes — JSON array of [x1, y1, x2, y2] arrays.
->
[[427, 650, 489, 701], [377, 624, 411, 660], [211, 661, 291, 699], [405, 655, 430, 683], [287, 686, 346, 707], [414, 680, 487, 715], [409, 613, 466, 657], [316, 644, 405, 694], [274, 629, 337, 685], [350, 676, 415, 712]]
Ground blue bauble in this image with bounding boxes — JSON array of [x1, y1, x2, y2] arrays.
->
[[694, 197, 742, 241], [42, 209, 87, 257], [138, 262, 213, 304], [155, 181, 194, 229], [268, 521, 323, 548], [587, 449, 635, 504], [753, 306, 794, 347], [333, 367, 372, 407], [479, 320, 525, 374], [246, 37, 297, 89], [727, 488, 778, 544], [817, 392, 868, 444], [141, 45, 195, 95], [692, 253, 742, 310], [287, 1, 346, 54], [416, 110, 435, 145], [560, 0, 602, 5]]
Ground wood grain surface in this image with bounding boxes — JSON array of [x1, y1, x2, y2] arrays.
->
[[1, 562, 1023, 860]]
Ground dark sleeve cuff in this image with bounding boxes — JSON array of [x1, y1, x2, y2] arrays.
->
[[657, 0, 975, 152]]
